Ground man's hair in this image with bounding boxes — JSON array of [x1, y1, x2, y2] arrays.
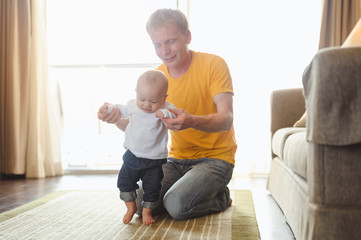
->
[[146, 8, 189, 34]]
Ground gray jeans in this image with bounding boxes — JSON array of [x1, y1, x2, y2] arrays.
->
[[136, 157, 234, 220]]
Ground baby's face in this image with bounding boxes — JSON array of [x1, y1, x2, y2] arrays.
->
[[136, 82, 166, 113]]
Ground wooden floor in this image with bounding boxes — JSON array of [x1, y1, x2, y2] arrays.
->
[[0, 174, 295, 240]]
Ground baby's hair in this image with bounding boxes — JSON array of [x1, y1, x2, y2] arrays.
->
[[146, 8, 189, 34], [137, 70, 168, 96]]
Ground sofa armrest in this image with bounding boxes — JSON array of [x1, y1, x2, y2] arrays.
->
[[304, 47, 361, 207], [303, 46, 361, 145], [270, 88, 305, 137]]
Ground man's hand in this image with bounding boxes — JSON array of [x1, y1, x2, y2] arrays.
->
[[161, 92, 233, 133], [97, 103, 122, 123], [161, 108, 194, 131]]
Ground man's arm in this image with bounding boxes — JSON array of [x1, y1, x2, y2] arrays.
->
[[161, 92, 233, 132]]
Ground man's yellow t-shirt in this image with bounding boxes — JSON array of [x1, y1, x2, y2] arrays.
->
[[157, 51, 237, 165]]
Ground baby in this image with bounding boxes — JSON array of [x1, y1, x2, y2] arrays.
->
[[102, 70, 175, 225]]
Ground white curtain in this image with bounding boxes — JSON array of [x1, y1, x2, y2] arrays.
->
[[0, 0, 63, 178]]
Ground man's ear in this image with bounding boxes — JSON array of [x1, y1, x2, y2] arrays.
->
[[186, 30, 192, 44]]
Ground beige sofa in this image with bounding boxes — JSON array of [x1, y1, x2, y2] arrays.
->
[[267, 47, 361, 240]]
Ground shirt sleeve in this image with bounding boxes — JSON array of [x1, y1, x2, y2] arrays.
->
[[209, 56, 234, 97], [114, 101, 132, 118]]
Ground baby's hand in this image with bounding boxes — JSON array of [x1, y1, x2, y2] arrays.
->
[[155, 109, 176, 119], [107, 104, 115, 114], [98, 103, 122, 123], [155, 109, 165, 119]]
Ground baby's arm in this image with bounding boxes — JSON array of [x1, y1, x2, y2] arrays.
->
[[155, 108, 176, 119], [106, 103, 126, 119], [107, 103, 127, 118], [98, 103, 129, 131], [98, 102, 121, 123]]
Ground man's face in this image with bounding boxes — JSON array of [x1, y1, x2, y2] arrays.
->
[[148, 23, 191, 70]]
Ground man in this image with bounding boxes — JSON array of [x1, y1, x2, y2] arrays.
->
[[98, 8, 237, 220]]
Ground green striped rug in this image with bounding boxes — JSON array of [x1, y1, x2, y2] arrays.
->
[[0, 190, 260, 240]]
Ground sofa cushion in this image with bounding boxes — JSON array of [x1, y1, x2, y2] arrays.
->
[[293, 112, 307, 127], [272, 127, 306, 160], [284, 131, 307, 179]]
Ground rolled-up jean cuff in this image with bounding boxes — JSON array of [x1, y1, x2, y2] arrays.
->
[[120, 191, 137, 202], [142, 201, 158, 209]]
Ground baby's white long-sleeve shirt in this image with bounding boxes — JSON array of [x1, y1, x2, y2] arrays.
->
[[113, 100, 174, 159]]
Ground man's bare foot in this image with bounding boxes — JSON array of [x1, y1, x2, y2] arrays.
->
[[142, 207, 155, 225], [123, 201, 137, 224]]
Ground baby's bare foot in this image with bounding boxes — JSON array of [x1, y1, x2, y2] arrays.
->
[[123, 201, 137, 224], [142, 208, 155, 225], [123, 208, 137, 224]]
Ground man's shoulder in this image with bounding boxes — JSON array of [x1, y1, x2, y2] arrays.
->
[[193, 51, 226, 66], [194, 51, 223, 59], [156, 64, 167, 73]]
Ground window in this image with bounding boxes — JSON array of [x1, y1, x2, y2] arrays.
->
[[47, 0, 321, 174], [47, 0, 183, 170]]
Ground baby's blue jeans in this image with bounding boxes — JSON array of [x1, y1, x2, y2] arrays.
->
[[118, 150, 167, 209], [136, 157, 234, 220]]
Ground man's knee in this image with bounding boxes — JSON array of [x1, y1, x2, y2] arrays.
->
[[163, 191, 189, 220]]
